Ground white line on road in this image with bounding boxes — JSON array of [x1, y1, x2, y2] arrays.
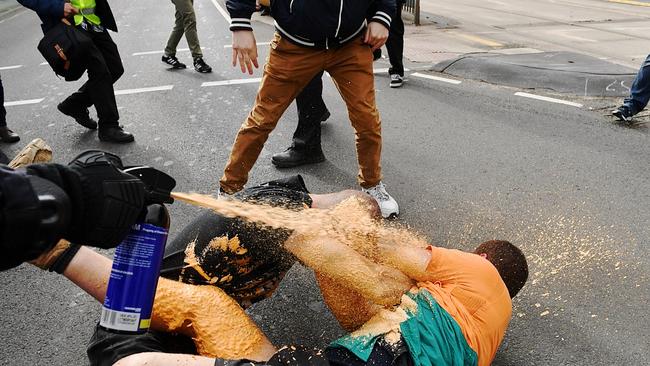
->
[[373, 68, 411, 74], [39, 62, 49, 66], [202, 78, 262, 87], [514, 92, 583, 108], [132, 47, 207, 56], [114, 85, 174, 95], [4, 98, 44, 107], [0, 65, 23, 71], [224, 42, 269, 48], [209, 0, 231, 22], [411, 73, 462, 85]]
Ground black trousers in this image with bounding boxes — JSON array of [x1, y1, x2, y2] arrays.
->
[[60, 28, 124, 127], [0, 74, 6, 127], [291, 71, 329, 150], [386, 3, 405, 77]]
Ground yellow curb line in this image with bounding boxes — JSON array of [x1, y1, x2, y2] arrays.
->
[[453, 32, 503, 48], [609, 0, 650, 7]]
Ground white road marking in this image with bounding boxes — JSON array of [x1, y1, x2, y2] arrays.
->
[[114, 85, 174, 95], [224, 42, 269, 48], [209, 0, 231, 22], [202, 78, 262, 87], [0, 65, 22, 71], [373, 68, 411, 74], [411, 73, 462, 85], [514, 92, 583, 108], [4, 98, 44, 107], [132, 47, 207, 56], [39, 62, 49, 66]]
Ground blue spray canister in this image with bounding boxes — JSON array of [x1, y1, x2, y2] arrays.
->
[[99, 167, 176, 334]]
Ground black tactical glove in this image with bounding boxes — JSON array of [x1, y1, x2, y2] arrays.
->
[[26, 150, 146, 249]]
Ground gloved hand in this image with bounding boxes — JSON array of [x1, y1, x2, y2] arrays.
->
[[27, 150, 146, 249]]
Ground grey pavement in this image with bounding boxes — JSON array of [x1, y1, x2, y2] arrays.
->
[[0, 1, 649, 366]]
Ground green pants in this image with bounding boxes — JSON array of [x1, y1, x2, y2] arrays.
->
[[165, 0, 202, 59]]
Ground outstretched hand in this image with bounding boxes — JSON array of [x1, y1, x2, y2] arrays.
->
[[364, 21, 389, 51], [232, 30, 259, 75]]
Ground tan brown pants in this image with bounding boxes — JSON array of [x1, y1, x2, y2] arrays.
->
[[220, 33, 383, 193]]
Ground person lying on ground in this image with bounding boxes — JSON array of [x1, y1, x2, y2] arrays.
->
[[87, 233, 527, 366]]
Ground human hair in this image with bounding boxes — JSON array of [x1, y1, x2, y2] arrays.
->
[[474, 240, 528, 298]]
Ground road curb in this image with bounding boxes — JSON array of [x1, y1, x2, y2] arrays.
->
[[431, 51, 637, 97]]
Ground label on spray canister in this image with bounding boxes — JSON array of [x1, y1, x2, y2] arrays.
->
[[100, 223, 167, 333]]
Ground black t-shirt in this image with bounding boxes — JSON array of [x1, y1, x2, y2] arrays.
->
[[160, 174, 312, 308]]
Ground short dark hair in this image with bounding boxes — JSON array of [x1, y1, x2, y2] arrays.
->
[[474, 240, 528, 298]]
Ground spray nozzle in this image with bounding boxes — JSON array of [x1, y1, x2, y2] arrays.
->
[[123, 166, 176, 205]]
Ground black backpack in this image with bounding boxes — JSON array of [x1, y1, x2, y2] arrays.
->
[[37, 19, 91, 82]]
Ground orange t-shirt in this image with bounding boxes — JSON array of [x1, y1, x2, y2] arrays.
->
[[417, 246, 512, 366]]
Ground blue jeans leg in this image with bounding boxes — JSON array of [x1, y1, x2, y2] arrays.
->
[[624, 54, 650, 115]]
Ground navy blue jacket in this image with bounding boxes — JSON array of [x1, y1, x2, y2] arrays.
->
[[227, 0, 396, 48], [17, 0, 117, 33]]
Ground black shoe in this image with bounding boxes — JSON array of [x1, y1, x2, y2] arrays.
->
[[0, 126, 20, 143], [98, 126, 135, 143], [320, 109, 331, 123], [162, 55, 187, 69], [612, 106, 633, 123], [57, 103, 98, 129], [194, 58, 212, 73], [271, 146, 325, 168], [390, 74, 404, 88]]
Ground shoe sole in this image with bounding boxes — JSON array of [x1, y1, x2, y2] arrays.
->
[[98, 134, 135, 143], [195, 68, 212, 73], [612, 110, 631, 123], [390, 82, 403, 88], [271, 155, 326, 168]]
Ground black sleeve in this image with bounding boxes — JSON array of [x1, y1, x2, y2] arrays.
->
[[369, 0, 396, 29], [0, 165, 71, 271], [226, 0, 256, 31], [87, 325, 197, 366]]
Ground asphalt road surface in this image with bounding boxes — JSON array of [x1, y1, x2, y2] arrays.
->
[[1, 1, 648, 365]]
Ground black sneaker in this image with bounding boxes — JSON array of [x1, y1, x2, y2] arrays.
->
[[194, 58, 212, 73], [390, 74, 404, 88], [0, 126, 20, 143], [98, 126, 135, 143], [271, 146, 325, 168], [320, 109, 331, 123], [612, 106, 633, 123], [57, 102, 98, 129], [162, 55, 187, 69]]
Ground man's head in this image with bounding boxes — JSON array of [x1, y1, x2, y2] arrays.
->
[[474, 240, 528, 298]]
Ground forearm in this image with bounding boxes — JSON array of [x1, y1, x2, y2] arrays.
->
[[114, 352, 217, 366], [63, 246, 112, 302], [284, 234, 412, 306]]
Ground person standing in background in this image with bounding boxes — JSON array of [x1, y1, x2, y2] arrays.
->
[[386, 0, 406, 88], [18, 0, 135, 143], [162, 0, 213, 73], [0, 75, 20, 143]]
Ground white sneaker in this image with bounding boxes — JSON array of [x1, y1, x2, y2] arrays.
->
[[217, 187, 234, 200], [362, 181, 399, 218]]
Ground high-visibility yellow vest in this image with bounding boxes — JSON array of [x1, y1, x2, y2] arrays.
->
[[70, 0, 101, 26]]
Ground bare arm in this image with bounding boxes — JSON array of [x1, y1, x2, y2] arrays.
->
[[284, 234, 412, 306], [114, 352, 216, 366]]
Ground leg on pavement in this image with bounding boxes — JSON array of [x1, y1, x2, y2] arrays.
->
[[272, 71, 329, 168], [219, 34, 324, 193]]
